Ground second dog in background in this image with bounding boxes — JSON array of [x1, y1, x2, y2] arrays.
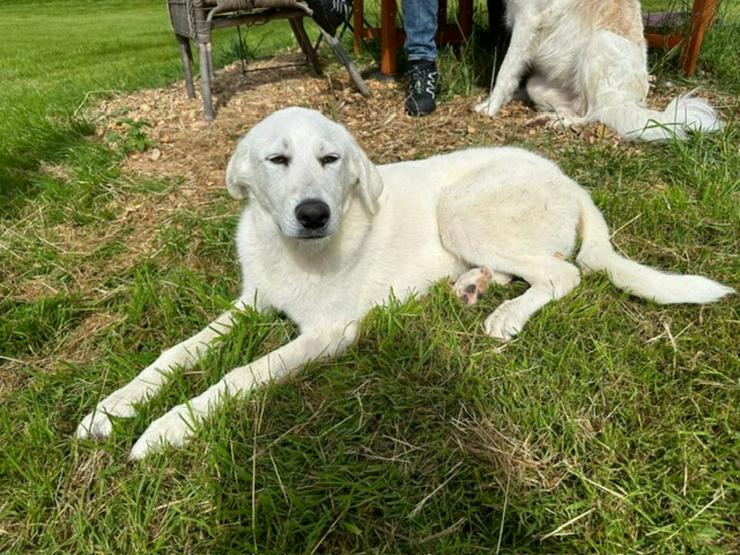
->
[[475, 0, 722, 141]]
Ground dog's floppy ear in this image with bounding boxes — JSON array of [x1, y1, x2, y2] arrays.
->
[[225, 139, 252, 200], [349, 137, 384, 214]]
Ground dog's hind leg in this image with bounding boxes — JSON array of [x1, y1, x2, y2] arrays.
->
[[525, 74, 587, 130], [438, 167, 581, 340], [452, 250, 580, 340], [480, 254, 580, 340], [76, 297, 256, 440], [447, 234, 581, 339]]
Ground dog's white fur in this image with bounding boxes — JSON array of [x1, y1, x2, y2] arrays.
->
[[76, 108, 732, 459], [475, 0, 722, 141]]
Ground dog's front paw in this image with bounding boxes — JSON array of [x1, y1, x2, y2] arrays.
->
[[484, 301, 527, 341], [474, 98, 501, 117], [129, 404, 196, 460], [76, 398, 136, 439]]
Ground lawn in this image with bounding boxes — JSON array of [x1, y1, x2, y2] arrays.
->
[[0, 0, 738, 553]]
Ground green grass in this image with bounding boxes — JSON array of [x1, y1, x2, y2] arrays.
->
[[0, 0, 296, 217], [1, 1, 739, 553]]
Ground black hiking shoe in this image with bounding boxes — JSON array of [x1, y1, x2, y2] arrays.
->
[[306, 0, 352, 36], [405, 60, 438, 116]]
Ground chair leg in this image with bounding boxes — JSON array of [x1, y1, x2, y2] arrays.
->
[[680, 0, 719, 77], [198, 41, 215, 121], [353, 0, 363, 54], [177, 34, 196, 99], [207, 42, 216, 81], [289, 17, 322, 75], [458, 0, 473, 38], [319, 28, 370, 96], [379, 0, 397, 75]]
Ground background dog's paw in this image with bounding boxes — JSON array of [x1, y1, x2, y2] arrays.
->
[[474, 99, 500, 117], [129, 404, 194, 460], [525, 114, 551, 127]]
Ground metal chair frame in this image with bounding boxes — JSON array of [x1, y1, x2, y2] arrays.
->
[[167, 0, 368, 121]]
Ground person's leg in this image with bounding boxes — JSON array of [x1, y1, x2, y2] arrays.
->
[[403, 0, 438, 62], [403, 0, 439, 116]]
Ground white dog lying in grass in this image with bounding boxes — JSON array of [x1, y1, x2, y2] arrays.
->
[[475, 0, 722, 141], [76, 108, 733, 459]]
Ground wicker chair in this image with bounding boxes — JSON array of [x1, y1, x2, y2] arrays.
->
[[167, 0, 368, 120]]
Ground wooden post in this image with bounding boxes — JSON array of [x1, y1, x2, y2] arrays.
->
[[437, 0, 447, 43], [459, 0, 473, 38], [289, 17, 322, 75], [680, 0, 719, 76], [353, 0, 364, 54], [198, 41, 214, 121], [380, 0, 397, 75]]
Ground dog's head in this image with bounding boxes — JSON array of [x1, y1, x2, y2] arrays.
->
[[226, 107, 384, 241]]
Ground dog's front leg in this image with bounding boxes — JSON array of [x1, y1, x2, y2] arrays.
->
[[474, 9, 539, 116], [76, 298, 256, 440], [128, 322, 358, 460]]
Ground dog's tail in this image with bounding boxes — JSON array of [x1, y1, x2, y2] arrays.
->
[[574, 191, 733, 304], [593, 93, 722, 142]]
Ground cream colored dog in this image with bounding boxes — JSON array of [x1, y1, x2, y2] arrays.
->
[[76, 108, 732, 459], [475, 0, 722, 141]]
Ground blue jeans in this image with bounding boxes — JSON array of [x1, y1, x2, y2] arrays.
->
[[403, 0, 438, 62]]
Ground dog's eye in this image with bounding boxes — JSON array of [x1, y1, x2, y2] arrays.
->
[[320, 154, 339, 166], [267, 155, 289, 165]]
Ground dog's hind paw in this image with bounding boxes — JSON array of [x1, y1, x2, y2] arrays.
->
[[452, 267, 490, 305], [452, 267, 511, 305], [525, 114, 552, 127], [484, 301, 528, 341], [527, 112, 586, 132]]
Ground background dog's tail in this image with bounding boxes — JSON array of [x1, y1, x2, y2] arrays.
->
[[593, 93, 722, 142], [575, 191, 733, 304]]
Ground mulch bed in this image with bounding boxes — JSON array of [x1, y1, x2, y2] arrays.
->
[[92, 51, 626, 192]]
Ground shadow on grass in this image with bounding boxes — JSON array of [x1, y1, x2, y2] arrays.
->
[[189, 292, 564, 553], [203, 366, 549, 553], [1, 115, 99, 219]]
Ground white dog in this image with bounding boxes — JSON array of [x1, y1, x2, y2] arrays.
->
[[475, 0, 722, 141], [76, 108, 732, 459]]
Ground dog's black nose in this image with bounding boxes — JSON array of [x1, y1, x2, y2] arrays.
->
[[295, 199, 330, 230]]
